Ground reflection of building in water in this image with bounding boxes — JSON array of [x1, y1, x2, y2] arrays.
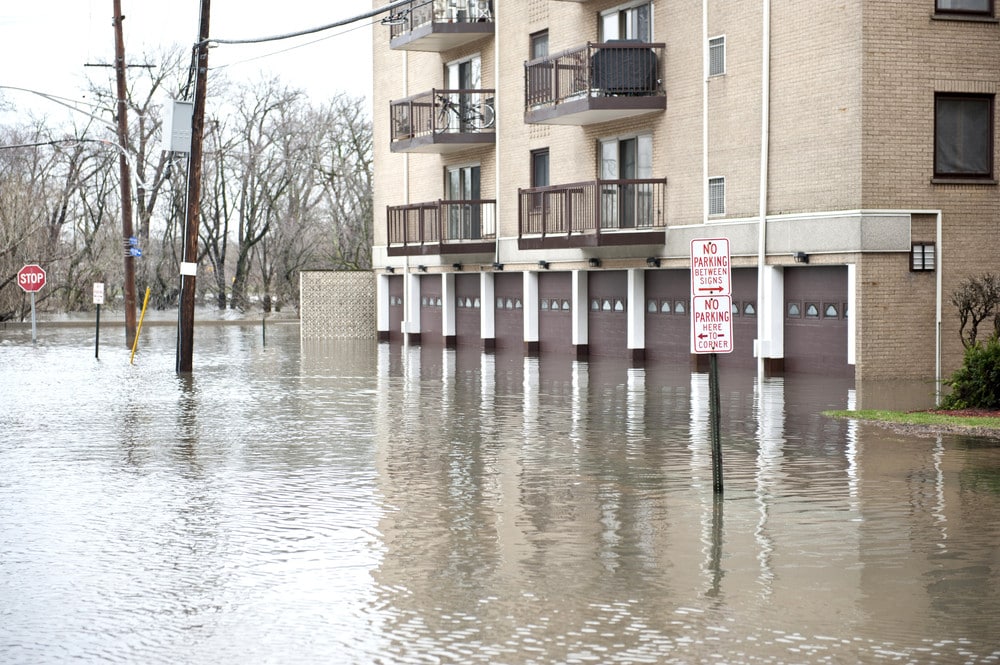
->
[[366, 346, 1000, 656]]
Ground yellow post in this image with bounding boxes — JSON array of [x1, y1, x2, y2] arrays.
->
[[130, 286, 152, 365]]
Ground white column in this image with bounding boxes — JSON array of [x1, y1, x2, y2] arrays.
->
[[571, 269, 588, 348], [755, 265, 784, 359], [442, 272, 456, 340], [481, 272, 496, 343], [627, 268, 645, 352], [847, 263, 856, 366], [403, 271, 421, 336], [523, 271, 539, 347], [376, 273, 390, 335]]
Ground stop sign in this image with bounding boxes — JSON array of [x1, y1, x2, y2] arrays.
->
[[17, 264, 46, 293]]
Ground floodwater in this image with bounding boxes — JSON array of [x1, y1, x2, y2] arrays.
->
[[2, 322, 999, 664]]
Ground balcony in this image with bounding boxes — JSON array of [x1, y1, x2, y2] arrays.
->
[[517, 179, 667, 250], [524, 41, 665, 125], [387, 199, 497, 257], [390, 89, 496, 154], [388, 0, 494, 52]]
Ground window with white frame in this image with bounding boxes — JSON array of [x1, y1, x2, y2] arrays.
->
[[709, 36, 726, 76], [708, 177, 725, 216], [600, 1, 653, 42]]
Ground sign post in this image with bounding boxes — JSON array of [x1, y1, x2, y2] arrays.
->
[[17, 264, 46, 344], [93, 282, 105, 359], [690, 239, 732, 494]]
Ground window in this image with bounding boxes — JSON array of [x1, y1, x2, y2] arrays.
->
[[935, 93, 994, 179], [445, 164, 481, 240], [530, 30, 549, 59], [709, 36, 726, 76], [708, 177, 725, 215], [600, 1, 652, 42], [599, 135, 654, 228], [935, 0, 994, 16], [911, 242, 936, 271], [531, 149, 549, 188]]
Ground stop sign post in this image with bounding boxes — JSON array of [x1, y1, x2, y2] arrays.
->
[[17, 264, 46, 343]]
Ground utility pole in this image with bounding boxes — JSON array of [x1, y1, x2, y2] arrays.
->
[[112, 0, 137, 348], [176, 0, 211, 373]]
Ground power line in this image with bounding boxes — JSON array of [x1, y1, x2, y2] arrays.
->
[[197, 0, 416, 46]]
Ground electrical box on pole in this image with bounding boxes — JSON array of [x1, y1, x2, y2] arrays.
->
[[162, 100, 194, 153]]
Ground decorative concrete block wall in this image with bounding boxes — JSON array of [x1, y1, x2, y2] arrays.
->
[[300, 271, 376, 339]]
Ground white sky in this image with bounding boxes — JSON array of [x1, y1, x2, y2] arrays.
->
[[0, 0, 376, 122]]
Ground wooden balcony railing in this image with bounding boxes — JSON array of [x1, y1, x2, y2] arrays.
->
[[391, 89, 496, 142], [389, 0, 494, 40], [388, 199, 497, 248], [518, 179, 666, 239], [525, 41, 664, 109]]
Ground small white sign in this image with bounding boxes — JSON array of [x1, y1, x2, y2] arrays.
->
[[180, 262, 198, 276], [690, 237, 731, 296], [93, 282, 105, 305], [691, 295, 733, 354]]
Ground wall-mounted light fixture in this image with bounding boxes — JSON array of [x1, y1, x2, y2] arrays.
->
[[385, 266, 395, 273], [911, 243, 935, 271], [646, 256, 661, 268], [452, 263, 463, 271], [588, 257, 602, 268], [417, 265, 427, 272], [538, 260, 550, 270], [793, 252, 809, 264], [492, 262, 504, 271]]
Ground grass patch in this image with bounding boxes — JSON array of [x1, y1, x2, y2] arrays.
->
[[824, 409, 1000, 434]]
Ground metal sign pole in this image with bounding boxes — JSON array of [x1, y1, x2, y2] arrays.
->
[[709, 352, 723, 493], [30, 292, 37, 344]]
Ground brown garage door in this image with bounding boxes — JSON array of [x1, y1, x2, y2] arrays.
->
[[387, 275, 404, 342], [494, 273, 523, 350], [784, 266, 852, 377], [455, 273, 481, 347], [420, 274, 443, 344], [588, 271, 627, 358], [539, 272, 573, 355]]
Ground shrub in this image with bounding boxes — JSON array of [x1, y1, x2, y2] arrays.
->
[[940, 334, 1000, 410]]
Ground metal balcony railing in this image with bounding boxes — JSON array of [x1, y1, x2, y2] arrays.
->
[[391, 89, 496, 142], [525, 41, 665, 109], [518, 179, 666, 239], [388, 199, 497, 247], [389, 0, 494, 40]]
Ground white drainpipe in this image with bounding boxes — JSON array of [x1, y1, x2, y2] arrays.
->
[[756, 0, 771, 380]]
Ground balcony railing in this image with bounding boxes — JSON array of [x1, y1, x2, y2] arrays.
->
[[524, 41, 666, 125], [389, 0, 494, 51], [390, 88, 496, 153], [387, 199, 497, 256], [518, 179, 666, 248]]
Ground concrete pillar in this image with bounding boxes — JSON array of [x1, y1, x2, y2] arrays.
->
[[377, 273, 391, 341], [481, 272, 496, 351], [627, 268, 645, 363], [571, 269, 589, 358], [403, 270, 421, 344], [847, 263, 856, 366], [523, 270, 539, 355], [755, 265, 784, 374], [442, 272, 456, 347]]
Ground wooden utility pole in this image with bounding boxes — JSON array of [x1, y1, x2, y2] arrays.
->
[[176, 0, 211, 373], [112, 0, 137, 347]]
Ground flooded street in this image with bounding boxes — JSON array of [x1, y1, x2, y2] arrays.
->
[[2, 323, 999, 664]]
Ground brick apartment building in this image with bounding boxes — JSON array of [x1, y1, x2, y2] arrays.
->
[[371, 0, 999, 392]]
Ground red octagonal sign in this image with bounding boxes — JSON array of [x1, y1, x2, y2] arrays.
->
[[17, 264, 46, 293]]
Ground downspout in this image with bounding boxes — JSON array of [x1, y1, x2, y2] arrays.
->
[[403, 50, 411, 276], [702, 0, 709, 224], [494, 14, 501, 266], [936, 210, 942, 405], [756, 0, 771, 379]]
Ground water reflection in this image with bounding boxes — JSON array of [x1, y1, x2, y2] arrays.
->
[[1, 325, 998, 663]]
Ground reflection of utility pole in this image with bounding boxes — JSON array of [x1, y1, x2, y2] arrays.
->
[[112, 0, 137, 348], [176, 0, 211, 373]]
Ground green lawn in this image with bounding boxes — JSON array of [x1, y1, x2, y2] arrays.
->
[[824, 409, 1000, 435]]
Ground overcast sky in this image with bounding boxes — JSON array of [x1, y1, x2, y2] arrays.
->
[[0, 0, 376, 120]]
